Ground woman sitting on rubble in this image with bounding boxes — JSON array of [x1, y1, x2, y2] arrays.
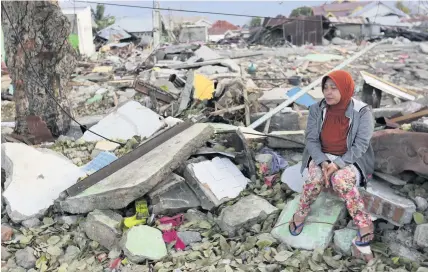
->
[[289, 70, 375, 247]]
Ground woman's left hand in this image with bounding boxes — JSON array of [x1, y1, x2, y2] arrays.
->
[[322, 162, 339, 185]]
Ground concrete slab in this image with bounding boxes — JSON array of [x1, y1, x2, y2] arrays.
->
[[373, 171, 407, 186], [193, 46, 222, 61], [251, 111, 308, 132], [267, 131, 305, 149], [83, 210, 122, 250], [121, 225, 167, 263], [1, 143, 84, 222], [58, 123, 213, 214], [217, 194, 278, 237], [80, 101, 164, 142], [271, 192, 346, 250], [360, 178, 416, 226], [334, 228, 357, 256], [259, 88, 288, 105], [371, 130, 428, 175], [148, 173, 200, 215], [184, 157, 250, 210]]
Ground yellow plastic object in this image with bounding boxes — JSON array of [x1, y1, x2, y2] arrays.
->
[[152, 67, 161, 71], [100, 45, 111, 53], [92, 66, 113, 73], [193, 73, 214, 100], [123, 215, 146, 228], [136, 199, 149, 219]]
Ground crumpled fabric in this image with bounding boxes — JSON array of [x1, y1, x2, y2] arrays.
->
[[264, 174, 277, 187], [261, 147, 288, 174], [159, 214, 184, 227], [162, 230, 185, 250]]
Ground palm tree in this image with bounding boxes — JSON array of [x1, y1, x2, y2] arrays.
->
[[91, 4, 115, 31]]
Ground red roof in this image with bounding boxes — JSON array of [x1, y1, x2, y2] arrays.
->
[[208, 20, 239, 35]]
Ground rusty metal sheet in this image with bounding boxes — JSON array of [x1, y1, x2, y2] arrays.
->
[[371, 129, 428, 175], [26, 115, 54, 144]]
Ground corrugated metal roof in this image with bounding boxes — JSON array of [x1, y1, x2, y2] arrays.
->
[[328, 16, 368, 25], [400, 15, 428, 23], [351, 1, 408, 18], [372, 15, 413, 27], [97, 26, 132, 41]]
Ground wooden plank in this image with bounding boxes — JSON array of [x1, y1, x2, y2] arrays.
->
[[156, 59, 225, 69], [65, 121, 193, 197], [389, 109, 428, 124], [210, 105, 246, 116]]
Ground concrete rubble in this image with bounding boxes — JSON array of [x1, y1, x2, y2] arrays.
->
[[58, 123, 213, 213], [148, 173, 201, 215], [184, 157, 250, 210], [82, 209, 123, 250], [120, 225, 167, 263], [1, 143, 84, 222], [216, 194, 278, 237], [360, 178, 417, 226], [2, 28, 428, 272]]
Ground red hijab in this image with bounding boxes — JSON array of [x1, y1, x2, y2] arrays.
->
[[320, 70, 355, 156]]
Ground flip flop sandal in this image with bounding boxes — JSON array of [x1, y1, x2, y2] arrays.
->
[[354, 230, 374, 247], [289, 213, 305, 236]]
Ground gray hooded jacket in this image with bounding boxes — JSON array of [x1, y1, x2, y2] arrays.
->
[[300, 97, 375, 187]]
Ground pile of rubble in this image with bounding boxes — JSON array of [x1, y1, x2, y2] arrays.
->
[[1, 38, 428, 272]]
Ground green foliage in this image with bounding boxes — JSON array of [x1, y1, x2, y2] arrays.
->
[[249, 17, 262, 27], [290, 6, 314, 17], [68, 34, 79, 52], [395, 0, 411, 15], [91, 4, 115, 31]]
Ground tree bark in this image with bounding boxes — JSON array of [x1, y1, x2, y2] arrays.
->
[[1, 1, 77, 136]]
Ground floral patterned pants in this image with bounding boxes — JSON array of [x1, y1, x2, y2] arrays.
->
[[296, 161, 372, 228]]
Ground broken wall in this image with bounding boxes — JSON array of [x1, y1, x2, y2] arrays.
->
[[179, 26, 208, 43], [282, 15, 323, 46]]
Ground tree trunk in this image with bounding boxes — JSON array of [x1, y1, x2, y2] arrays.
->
[[1, 1, 77, 137]]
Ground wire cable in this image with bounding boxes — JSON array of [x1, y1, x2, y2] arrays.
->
[[74, 1, 332, 24], [373, 1, 381, 24], [1, 2, 157, 146]]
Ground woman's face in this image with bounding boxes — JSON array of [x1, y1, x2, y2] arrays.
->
[[323, 78, 341, 105]]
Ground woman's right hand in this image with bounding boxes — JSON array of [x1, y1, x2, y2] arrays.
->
[[321, 161, 330, 188]]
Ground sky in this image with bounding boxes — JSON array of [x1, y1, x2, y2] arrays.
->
[[62, 0, 323, 26], [61, 0, 420, 27]]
